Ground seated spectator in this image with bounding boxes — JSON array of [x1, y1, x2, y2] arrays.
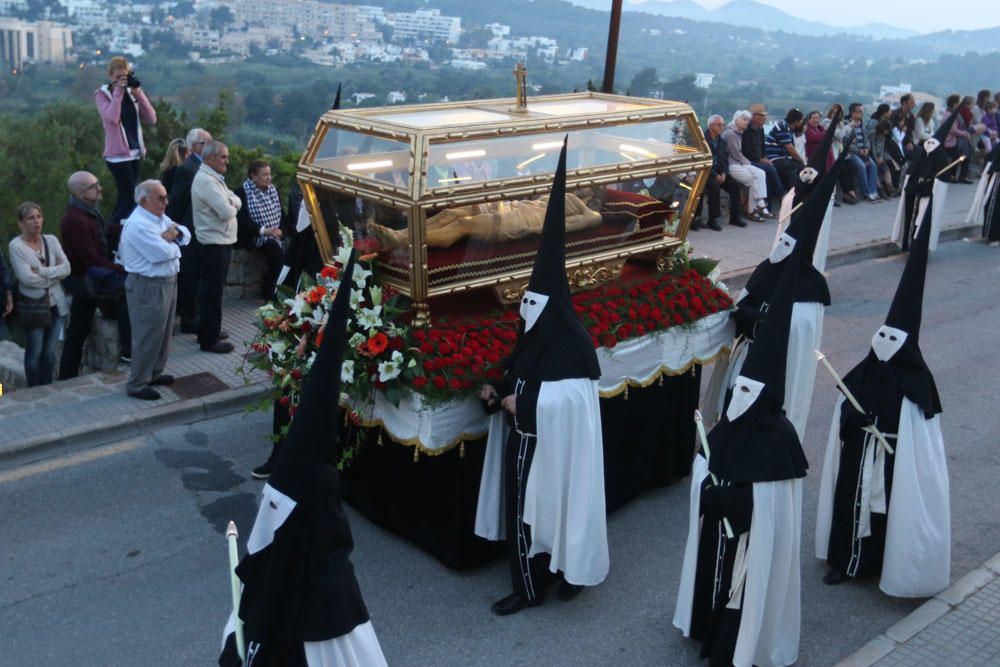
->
[[866, 104, 891, 144], [764, 108, 806, 191], [236, 160, 287, 301], [723, 110, 769, 221], [871, 119, 899, 198], [805, 111, 834, 171], [889, 93, 916, 156], [742, 103, 783, 214], [823, 104, 860, 204], [914, 102, 936, 142], [694, 114, 746, 231], [942, 94, 973, 183], [0, 245, 11, 341], [8, 202, 71, 387], [160, 138, 188, 195], [845, 102, 881, 201], [58, 171, 132, 380], [982, 101, 999, 153]]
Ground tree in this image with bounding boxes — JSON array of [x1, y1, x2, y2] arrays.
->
[[627, 67, 658, 98], [210, 6, 234, 32]]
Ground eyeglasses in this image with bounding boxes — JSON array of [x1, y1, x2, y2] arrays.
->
[[80, 182, 102, 192], [153, 195, 168, 203]]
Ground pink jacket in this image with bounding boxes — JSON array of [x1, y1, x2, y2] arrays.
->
[[95, 85, 157, 159]]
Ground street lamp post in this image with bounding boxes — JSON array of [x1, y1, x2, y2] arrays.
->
[[602, 0, 623, 94]]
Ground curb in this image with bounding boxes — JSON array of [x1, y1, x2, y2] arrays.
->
[[834, 559, 1000, 666], [0, 382, 270, 467], [718, 223, 980, 289]]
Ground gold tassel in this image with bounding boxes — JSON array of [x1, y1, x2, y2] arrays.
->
[[460, 441, 465, 458], [623, 385, 629, 401], [658, 375, 664, 387], [413, 447, 419, 463]]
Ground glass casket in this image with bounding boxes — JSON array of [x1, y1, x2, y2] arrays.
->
[[297, 92, 713, 323]]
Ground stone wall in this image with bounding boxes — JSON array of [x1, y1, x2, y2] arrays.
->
[[225, 247, 268, 301], [0, 340, 26, 390]]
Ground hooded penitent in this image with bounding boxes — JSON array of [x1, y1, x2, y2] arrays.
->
[[222, 254, 374, 664], [793, 107, 841, 206], [504, 138, 600, 383], [896, 108, 958, 251], [816, 199, 950, 598], [981, 143, 1000, 241], [709, 244, 808, 483]]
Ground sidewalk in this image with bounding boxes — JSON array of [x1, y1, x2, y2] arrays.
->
[[0, 181, 992, 667]]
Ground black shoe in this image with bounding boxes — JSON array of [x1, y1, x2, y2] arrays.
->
[[218, 330, 230, 341], [251, 459, 273, 480], [128, 387, 161, 401], [491, 592, 543, 616], [823, 568, 845, 585], [729, 219, 747, 228], [150, 374, 175, 386], [200, 340, 234, 354], [180, 320, 200, 334], [707, 220, 722, 231], [690, 220, 702, 231], [556, 581, 584, 601]]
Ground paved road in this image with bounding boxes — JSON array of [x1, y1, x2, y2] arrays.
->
[[2, 238, 998, 666]]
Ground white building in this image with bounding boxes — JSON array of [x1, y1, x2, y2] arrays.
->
[[694, 73, 715, 89], [0, 18, 74, 68], [450, 58, 488, 71], [387, 90, 407, 104], [390, 9, 460, 44]]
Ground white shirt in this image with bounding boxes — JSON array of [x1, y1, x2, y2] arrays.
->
[[119, 206, 190, 278]]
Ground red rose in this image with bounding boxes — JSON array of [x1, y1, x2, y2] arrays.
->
[[320, 266, 339, 280], [290, 368, 303, 381], [278, 395, 291, 408], [412, 376, 428, 389], [673, 313, 684, 325], [420, 342, 434, 354], [602, 334, 617, 348], [449, 377, 463, 391], [432, 375, 446, 389]]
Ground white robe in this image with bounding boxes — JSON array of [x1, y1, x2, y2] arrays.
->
[[966, 160, 995, 226], [815, 396, 951, 597], [708, 301, 824, 441], [891, 177, 948, 251], [474, 378, 610, 587], [674, 455, 802, 667], [221, 615, 388, 667], [774, 193, 834, 272]]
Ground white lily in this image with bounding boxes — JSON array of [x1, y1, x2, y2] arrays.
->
[[357, 305, 383, 331], [377, 351, 404, 382], [350, 288, 365, 310], [341, 359, 355, 384], [334, 242, 353, 268], [288, 295, 311, 320], [349, 332, 366, 349], [369, 284, 383, 307], [268, 340, 288, 361], [353, 264, 372, 288]]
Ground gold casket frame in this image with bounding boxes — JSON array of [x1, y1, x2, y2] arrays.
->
[[298, 91, 712, 325]]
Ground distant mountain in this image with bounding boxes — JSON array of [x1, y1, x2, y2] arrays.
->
[[568, 0, 918, 39]]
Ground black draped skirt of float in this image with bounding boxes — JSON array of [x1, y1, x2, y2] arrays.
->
[[340, 367, 702, 569]]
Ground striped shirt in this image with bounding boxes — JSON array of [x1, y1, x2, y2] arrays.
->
[[764, 120, 795, 161]]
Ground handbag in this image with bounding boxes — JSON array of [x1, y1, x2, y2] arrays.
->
[[14, 238, 54, 329]]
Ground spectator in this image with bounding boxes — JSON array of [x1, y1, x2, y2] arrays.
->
[[942, 94, 973, 183], [723, 110, 769, 222], [871, 119, 899, 198], [742, 103, 783, 214], [0, 245, 12, 341], [235, 160, 287, 300], [764, 108, 806, 191], [694, 114, 746, 231], [982, 101, 999, 153], [95, 56, 157, 226], [914, 102, 936, 142], [166, 127, 212, 333], [805, 111, 834, 171], [823, 104, 859, 204], [119, 180, 190, 400], [58, 171, 133, 380], [845, 102, 881, 201], [866, 103, 891, 146], [8, 202, 71, 387], [889, 93, 917, 154], [159, 138, 188, 195], [971, 92, 993, 153], [192, 141, 240, 354]]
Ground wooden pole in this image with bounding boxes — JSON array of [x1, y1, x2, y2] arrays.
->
[[602, 0, 623, 93]]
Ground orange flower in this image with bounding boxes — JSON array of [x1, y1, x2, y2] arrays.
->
[[305, 285, 327, 305], [366, 332, 389, 356], [320, 265, 339, 280]]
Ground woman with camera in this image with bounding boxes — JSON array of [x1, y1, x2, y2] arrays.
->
[[95, 55, 157, 225], [8, 202, 71, 387]]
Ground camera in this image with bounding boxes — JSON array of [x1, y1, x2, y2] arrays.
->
[[126, 70, 141, 89]]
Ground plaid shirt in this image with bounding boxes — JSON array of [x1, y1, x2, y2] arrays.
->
[[243, 178, 283, 247]]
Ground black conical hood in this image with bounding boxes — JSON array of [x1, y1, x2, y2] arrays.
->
[[527, 137, 570, 299], [785, 149, 844, 258], [809, 106, 840, 176], [740, 245, 800, 406], [331, 83, 342, 110], [932, 104, 959, 144], [885, 202, 932, 344]]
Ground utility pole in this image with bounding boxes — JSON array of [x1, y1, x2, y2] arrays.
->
[[601, 0, 623, 94]]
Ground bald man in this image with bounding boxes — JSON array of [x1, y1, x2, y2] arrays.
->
[[59, 170, 132, 379]]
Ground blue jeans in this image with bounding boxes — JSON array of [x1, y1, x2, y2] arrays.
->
[[24, 307, 64, 386], [847, 154, 879, 197]]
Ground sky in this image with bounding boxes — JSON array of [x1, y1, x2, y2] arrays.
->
[[629, 0, 995, 34]]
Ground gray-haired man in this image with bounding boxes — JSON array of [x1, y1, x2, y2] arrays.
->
[[119, 180, 190, 400]]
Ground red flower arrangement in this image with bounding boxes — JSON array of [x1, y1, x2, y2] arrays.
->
[[403, 268, 731, 404]]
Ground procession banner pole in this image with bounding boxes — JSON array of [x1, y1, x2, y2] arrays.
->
[[694, 410, 735, 539], [777, 202, 803, 224], [814, 351, 895, 454], [936, 156, 966, 179], [226, 521, 246, 663]]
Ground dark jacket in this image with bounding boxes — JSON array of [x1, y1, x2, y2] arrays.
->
[[741, 124, 766, 162], [0, 246, 9, 294], [234, 184, 288, 250], [706, 132, 730, 176], [166, 153, 201, 229], [60, 202, 124, 276]]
